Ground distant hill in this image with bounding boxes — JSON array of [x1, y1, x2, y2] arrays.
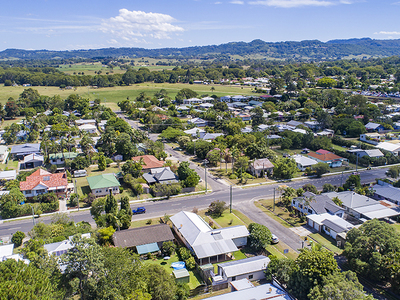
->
[[1, 38, 400, 61]]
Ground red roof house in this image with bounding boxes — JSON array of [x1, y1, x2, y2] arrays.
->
[[20, 169, 68, 199], [131, 155, 165, 171], [307, 150, 347, 168]]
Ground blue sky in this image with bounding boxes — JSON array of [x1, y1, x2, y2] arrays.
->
[[0, 0, 399, 51]]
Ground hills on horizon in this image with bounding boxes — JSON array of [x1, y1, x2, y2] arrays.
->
[[2, 37, 400, 61]]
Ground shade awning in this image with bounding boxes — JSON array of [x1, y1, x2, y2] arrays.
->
[[136, 242, 159, 254]]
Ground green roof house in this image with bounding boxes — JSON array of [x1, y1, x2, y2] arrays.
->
[[87, 174, 121, 197], [49, 152, 78, 165]]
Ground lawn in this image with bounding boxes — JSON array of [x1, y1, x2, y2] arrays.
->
[[143, 254, 203, 290], [393, 223, 400, 233], [0, 83, 256, 110], [256, 199, 306, 228], [309, 233, 343, 254], [0, 117, 24, 129], [2, 159, 19, 171]]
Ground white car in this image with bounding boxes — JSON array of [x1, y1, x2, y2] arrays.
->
[[271, 234, 279, 244]]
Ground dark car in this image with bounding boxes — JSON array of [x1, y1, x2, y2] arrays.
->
[[132, 207, 146, 214]]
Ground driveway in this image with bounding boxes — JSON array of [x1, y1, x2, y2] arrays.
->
[[234, 201, 304, 253]]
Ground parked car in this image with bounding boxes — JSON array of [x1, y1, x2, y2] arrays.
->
[[352, 171, 360, 176], [132, 207, 146, 214], [74, 170, 87, 178], [271, 234, 279, 244]]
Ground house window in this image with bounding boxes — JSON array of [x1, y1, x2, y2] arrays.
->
[[232, 276, 236, 281], [299, 204, 303, 209], [293, 201, 296, 205], [324, 227, 330, 233], [248, 275, 253, 280], [308, 209, 313, 214]]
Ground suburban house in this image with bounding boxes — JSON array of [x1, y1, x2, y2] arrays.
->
[[199, 103, 214, 109], [75, 119, 96, 126], [0, 145, 8, 163], [201, 133, 224, 141], [0, 244, 29, 264], [287, 120, 304, 128], [112, 224, 174, 254], [87, 174, 120, 197], [44, 240, 74, 257], [204, 282, 292, 300], [20, 153, 44, 169], [249, 158, 274, 177], [347, 148, 384, 158], [376, 142, 400, 156], [78, 124, 97, 134], [373, 181, 400, 205], [365, 122, 384, 132], [0, 170, 17, 181], [212, 256, 270, 284], [20, 169, 68, 199], [324, 191, 380, 219], [49, 152, 79, 165], [132, 155, 164, 171], [220, 96, 232, 102], [184, 127, 206, 138], [188, 117, 207, 127], [307, 150, 346, 168], [292, 192, 345, 217], [360, 133, 384, 145], [238, 114, 251, 122], [170, 211, 249, 265], [304, 121, 320, 131], [142, 167, 178, 185], [292, 154, 318, 171], [306, 213, 354, 240], [183, 98, 203, 105], [10, 143, 41, 159]]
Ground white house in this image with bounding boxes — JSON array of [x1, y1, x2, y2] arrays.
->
[[75, 119, 96, 126], [183, 98, 203, 105], [360, 133, 384, 145], [292, 154, 318, 171], [213, 256, 270, 283], [170, 211, 249, 265], [188, 117, 207, 127], [184, 127, 206, 138], [0, 170, 17, 181], [292, 192, 345, 217], [20, 153, 44, 169], [376, 142, 400, 156], [0, 145, 9, 163], [307, 213, 354, 239], [19, 169, 68, 199], [78, 124, 97, 134], [373, 181, 400, 205]]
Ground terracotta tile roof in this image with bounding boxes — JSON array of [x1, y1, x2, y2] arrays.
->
[[308, 151, 343, 162], [20, 169, 68, 191], [131, 155, 164, 169], [316, 149, 331, 154]]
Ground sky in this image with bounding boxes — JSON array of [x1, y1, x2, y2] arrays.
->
[[0, 0, 399, 51]]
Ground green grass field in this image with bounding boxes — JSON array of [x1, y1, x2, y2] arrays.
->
[[0, 83, 256, 110], [309, 233, 343, 254]]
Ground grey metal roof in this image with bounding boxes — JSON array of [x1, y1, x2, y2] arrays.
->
[[322, 219, 347, 233], [193, 239, 238, 259], [10, 143, 40, 154], [373, 184, 400, 203], [112, 224, 174, 248], [363, 149, 384, 157], [324, 201, 343, 214], [324, 191, 377, 208], [142, 173, 157, 184], [300, 192, 341, 215], [218, 255, 270, 278]]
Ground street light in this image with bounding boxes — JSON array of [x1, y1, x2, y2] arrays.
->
[[204, 159, 209, 193], [27, 203, 35, 226]]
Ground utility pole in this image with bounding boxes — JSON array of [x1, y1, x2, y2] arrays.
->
[[273, 187, 276, 211], [204, 159, 208, 193], [230, 185, 233, 213], [341, 171, 344, 187], [356, 154, 359, 172], [28, 204, 35, 226]]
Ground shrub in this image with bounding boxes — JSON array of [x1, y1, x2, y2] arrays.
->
[[11, 231, 25, 247], [185, 256, 196, 270], [178, 247, 192, 261]]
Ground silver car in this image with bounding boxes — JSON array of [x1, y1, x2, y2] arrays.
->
[[271, 234, 279, 244]]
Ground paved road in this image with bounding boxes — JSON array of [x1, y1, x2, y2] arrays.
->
[[0, 167, 388, 241]]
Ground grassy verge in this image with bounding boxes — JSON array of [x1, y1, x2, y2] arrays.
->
[[393, 223, 400, 233], [257, 199, 306, 227], [309, 233, 343, 254]]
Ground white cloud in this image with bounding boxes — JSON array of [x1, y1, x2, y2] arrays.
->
[[230, 0, 244, 4], [375, 31, 400, 35], [214, 1, 222, 3], [101, 9, 184, 41], [249, 0, 335, 7]]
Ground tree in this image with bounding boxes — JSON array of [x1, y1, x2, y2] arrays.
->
[[104, 193, 118, 215], [177, 161, 200, 187], [317, 77, 336, 88], [387, 165, 400, 178], [0, 259, 63, 299], [251, 107, 264, 127], [343, 219, 400, 282], [273, 158, 297, 179], [162, 241, 176, 256], [264, 256, 296, 286], [207, 200, 226, 217], [11, 231, 25, 247], [120, 196, 132, 216], [312, 162, 330, 177], [322, 183, 335, 193], [145, 264, 177, 300], [98, 154, 106, 171], [248, 223, 272, 251], [5, 98, 19, 118], [302, 183, 318, 194], [282, 187, 297, 207], [122, 160, 143, 178], [308, 270, 373, 300], [343, 174, 361, 190], [97, 226, 116, 245], [289, 246, 339, 300]]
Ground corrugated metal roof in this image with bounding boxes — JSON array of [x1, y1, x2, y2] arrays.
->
[[136, 243, 159, 254], [218, 255, 270, 278]]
